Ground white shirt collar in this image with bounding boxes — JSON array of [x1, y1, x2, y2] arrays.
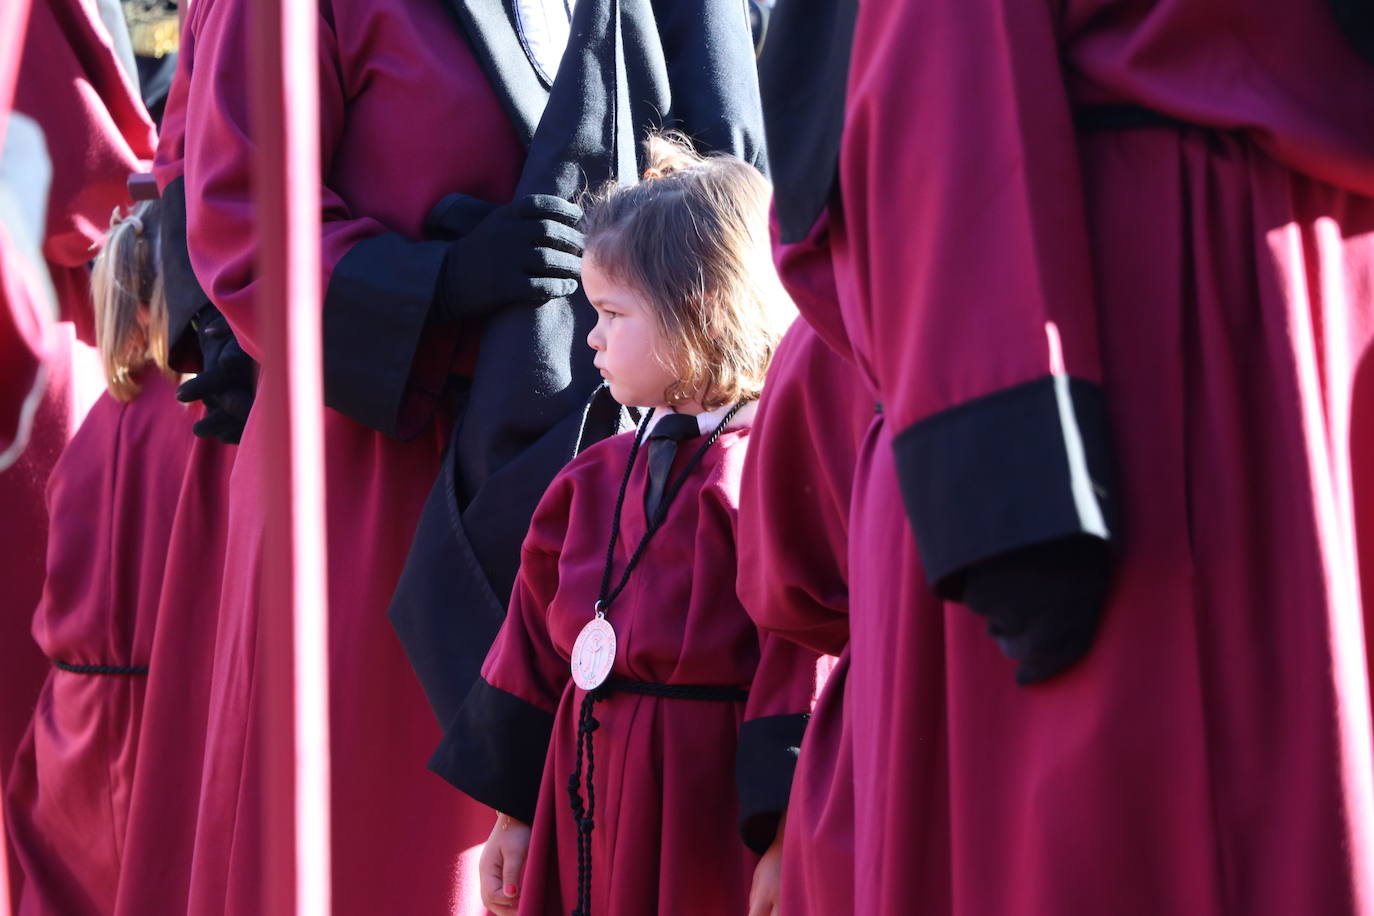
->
[[641, 399, 758, 438]]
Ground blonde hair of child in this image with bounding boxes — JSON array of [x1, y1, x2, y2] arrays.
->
[[90, 200, 171, 401], [582, 132, 795, 410]]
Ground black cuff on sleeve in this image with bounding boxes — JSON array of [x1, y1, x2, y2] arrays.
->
[[322, 232, 448, 437], [427, 678, 553, 824], [157, 176, 212, 371], [893, 375, 1118, 598], [736, 713, 809, 854]]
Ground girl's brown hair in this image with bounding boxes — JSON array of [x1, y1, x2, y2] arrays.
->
[[90, 200, 171, 401], [582, 132, 794, 409]]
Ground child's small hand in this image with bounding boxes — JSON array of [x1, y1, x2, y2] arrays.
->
[[479, 812, 532, 914], [748, 811, 786, 916]]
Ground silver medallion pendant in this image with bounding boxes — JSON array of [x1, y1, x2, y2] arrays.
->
[[571, 613, 616, 691]]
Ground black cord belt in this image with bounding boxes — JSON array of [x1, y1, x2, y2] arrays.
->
[[600, 679, 749, 702], [52, 660, 148, 676], [1075, 105, 1194, 132], [568, 680, 748, 916]]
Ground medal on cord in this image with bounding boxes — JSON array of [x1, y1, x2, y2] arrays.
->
[[569, 403, 743, 690]]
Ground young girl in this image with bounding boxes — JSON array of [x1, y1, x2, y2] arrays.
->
[[431, 134, 819, 916], [4, 200, 199, 914]]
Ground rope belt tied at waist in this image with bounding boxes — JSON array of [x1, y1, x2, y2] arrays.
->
[[51, 660, 148, 676], [567, 680, 748, 916]]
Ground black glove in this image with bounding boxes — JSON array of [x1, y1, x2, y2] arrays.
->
[[425, 193, 499, 241], [959, 535, 1112, 686], [175, 304, 257, 445], [432, 193, 584, 321]]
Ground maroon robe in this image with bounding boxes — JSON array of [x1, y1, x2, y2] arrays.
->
[[110, 15, 241, 913], [736, 304, 869, 916], [6, 371, 195, 916], [180, 0, 524, 911], [433, 414, 823, 916], [3, 4, 153, 904], [804, 1, 1374, 912]]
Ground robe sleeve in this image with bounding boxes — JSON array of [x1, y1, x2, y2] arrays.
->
[[426, 478, 574, 824], [649, 0, 768, 172], [183, 0, 457, 438], [713, 453, 829, 855], [734, 632, 829, 855], [151, 14, 209, 366], [737, 320, 867, 659], [15, 0, 156, 338], [841, 0, 1118, 596]]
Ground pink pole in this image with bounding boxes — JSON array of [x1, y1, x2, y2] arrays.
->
[[247, 0, 331, 911]]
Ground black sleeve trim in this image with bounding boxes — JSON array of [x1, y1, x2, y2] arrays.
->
[[427, 678, 553, 823], [893, 375, 1118, 598], [322, 232, 448, 437], [735, 712, 808, 854], [157, 176, 212, 371], [757, 0, 857, 242]]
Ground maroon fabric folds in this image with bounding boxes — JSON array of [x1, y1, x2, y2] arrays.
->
[[461, 425, 821, 915], [737, 313, 869, 915], [102, 13, 243, 913], [14, 0, 154, 340], [792, 0, 1374, 912], [179, 0, 525, 912], [5, 372, 195, 916]]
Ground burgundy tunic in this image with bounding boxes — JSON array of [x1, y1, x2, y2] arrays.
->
[[803, 0, 1374, 913], [736, 312, 869, 916], [434, 419, 822, 916], [181, 0, 524, 912], [5, 371, 195, 916], [4, 4, 153, 905]]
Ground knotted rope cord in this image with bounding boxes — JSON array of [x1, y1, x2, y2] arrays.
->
[[570, 402, 745, 916], [53, 661, 149, 675]]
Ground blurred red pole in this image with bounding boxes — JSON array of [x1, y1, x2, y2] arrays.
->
[[0, 4, 34, 911], [248, 0, 331, 911]]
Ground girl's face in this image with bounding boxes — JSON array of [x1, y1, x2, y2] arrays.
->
[[584, 255, 682, 411]]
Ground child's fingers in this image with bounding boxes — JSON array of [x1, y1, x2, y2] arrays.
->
[[500, 837, 527, 900], [478, 843, 508, 910]]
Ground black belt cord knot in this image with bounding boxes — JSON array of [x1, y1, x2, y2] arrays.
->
[[567, 680, 748, 916]]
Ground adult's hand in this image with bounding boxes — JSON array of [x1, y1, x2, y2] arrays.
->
[[959, 535, 1112, 685], [175, 304, 256, 445], [433, 193, 584, 320]]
